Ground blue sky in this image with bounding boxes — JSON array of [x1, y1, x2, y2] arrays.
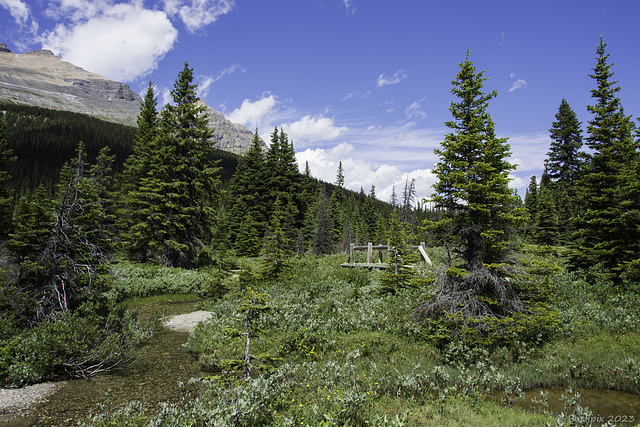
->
[[1, 0, 639, 203]]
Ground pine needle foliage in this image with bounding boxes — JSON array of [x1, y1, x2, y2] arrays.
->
[[569, 37, 640, 285], [119, 64, 221, 268], [417, 51, 525, 322]]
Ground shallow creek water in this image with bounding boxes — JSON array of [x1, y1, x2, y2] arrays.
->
[[5, 327, 640, 425], [6, 330, 206, 426], [511, 387, 640, 426]]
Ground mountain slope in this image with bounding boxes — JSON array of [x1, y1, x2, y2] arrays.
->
[[0, 43, 141, 126], [0, 43, 260, 154]]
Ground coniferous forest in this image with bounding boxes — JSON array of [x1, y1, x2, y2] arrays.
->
[[1, 39, 640, 425]]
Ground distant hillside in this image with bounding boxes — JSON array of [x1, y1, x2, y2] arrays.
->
[[0, 43, 141, 126], [1, 103, 239, 194], [0, 42, 262, 155]]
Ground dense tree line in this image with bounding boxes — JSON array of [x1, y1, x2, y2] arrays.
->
[[0, 102, 239, 195], [524, 37, 640, 287]]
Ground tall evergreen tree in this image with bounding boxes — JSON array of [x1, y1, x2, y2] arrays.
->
[[265, 128, 303, 235], [401, 177, 416, 229], [390, 185, 398, 209], [120, 64, 221, 267], [312, 187, 334, 255], [380, 210, 415, 294], [417, 51, 525, 321], [335, 161, 345, 188], [545, 98, 584, 240], [329, 162, 346, 248], [362, 185, 379, 242], [7, 186, 52, 263], [261, 196, 290, 279], [524, 175, 538, 218], [570, 37, 640, 284], [228, 131, 269, 255], [88, 146, 117, 253], [546, 98, 583, 186], [534, 173, 559, 245], [119, 83, 160, 262]]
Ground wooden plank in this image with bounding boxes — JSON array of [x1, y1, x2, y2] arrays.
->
[[418, 244, 432, 264], [340, 263, 388, 269], [340, 263, 419, 269]]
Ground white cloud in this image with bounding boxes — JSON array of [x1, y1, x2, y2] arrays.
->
[[45, 0, 111, 22], [342, 0, 356, 14], [0, 0, 29, 25], [197, 64, 244, 99], [163, 0, 234, 33], [506, 132, 549, 172], [227, 94, 278, 131], [42, 3, 178, 81], [296, 144, 437, 203], [283, 115, 348, 145], [404, 97, 427, 122], [509, 78, 527, 92], [377, 69, 407, 87], [159, 86, 172, 107]]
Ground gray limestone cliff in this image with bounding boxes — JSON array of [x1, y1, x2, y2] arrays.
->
[[0, 43, 259, 154], [0, 43, 142, 126], [200, 102, 263, 154]]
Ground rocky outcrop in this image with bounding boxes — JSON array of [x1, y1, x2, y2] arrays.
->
[[201, 102, 264, 154], [0, 44, 142, 126], [0, 43, 260, 154]]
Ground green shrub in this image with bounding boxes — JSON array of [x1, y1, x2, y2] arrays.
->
[[111, 262, 213, 298], [0, 302, 150, 386]]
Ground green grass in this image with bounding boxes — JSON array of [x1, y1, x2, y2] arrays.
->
[[87, 253, 640, 426]]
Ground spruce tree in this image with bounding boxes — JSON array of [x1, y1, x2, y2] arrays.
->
[[534, 173, 559, 245], [401, 178, 416, 229], [88, 146, 117, 253], [380, 210, 415, 294], [261, 196, 290, 279], [311, 186, 334, 255], [545, 98, 583, 240], [119, 82, 160, 262], [546, 98, 583, 186], [524, 175, 538, 218], [228, 131, 269, 254], [570, 37, 640, 284], [329, 162, 346, 248], [265, 128, 303, 239], [417, 51, 525, 321], [120, 64, 221, 267], [362, 185, 379, 242], [8, 186, 52, 263]]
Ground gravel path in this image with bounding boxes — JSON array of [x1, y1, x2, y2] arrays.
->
[[163, 310, 213, 332], [0, 382, 61, 420], [0, 311, 213, 421]]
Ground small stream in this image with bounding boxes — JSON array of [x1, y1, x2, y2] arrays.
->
[[5, 325, 640, 425], [6, 329, 206, 426], [516, 387, 640, 426]]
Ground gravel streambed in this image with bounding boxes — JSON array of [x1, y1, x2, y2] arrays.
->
[[0, 310, 212, 422]]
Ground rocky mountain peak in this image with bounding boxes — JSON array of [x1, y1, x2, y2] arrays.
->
[[0, 43, 259, 155], [198, 100, 265, 154]]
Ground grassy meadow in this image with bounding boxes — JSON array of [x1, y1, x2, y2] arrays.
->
[[87, 249, 640, 426]]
